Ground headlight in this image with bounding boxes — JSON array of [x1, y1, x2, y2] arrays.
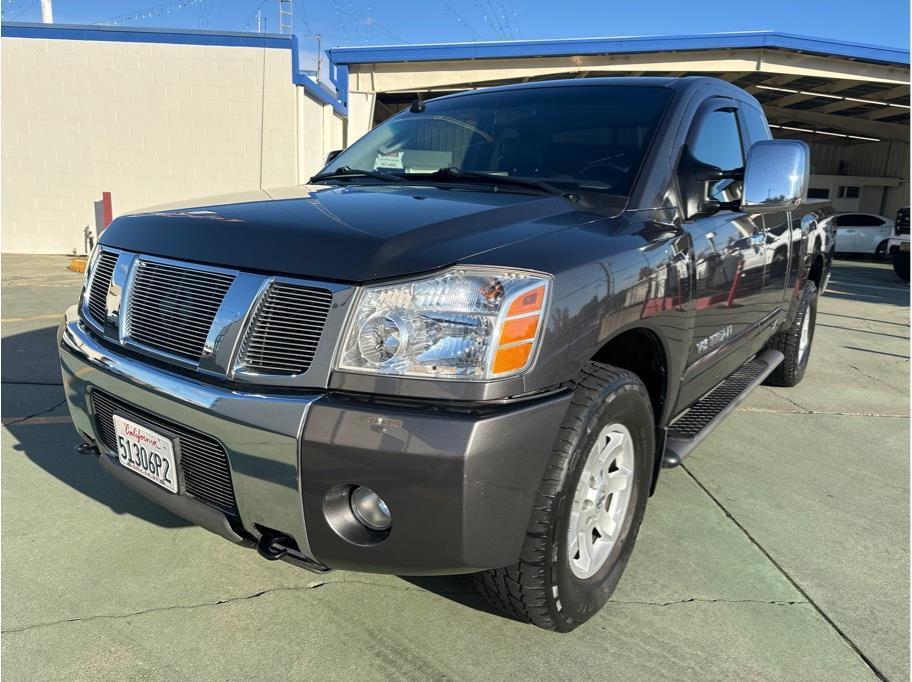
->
[[337, 267, 551, 380]]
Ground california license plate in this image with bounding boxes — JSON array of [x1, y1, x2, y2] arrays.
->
[[112, 415, 178, 493]]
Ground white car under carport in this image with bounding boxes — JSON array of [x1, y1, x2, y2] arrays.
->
[[833, 212, 894, 258]]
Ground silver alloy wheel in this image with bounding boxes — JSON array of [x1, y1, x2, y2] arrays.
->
[[798, 310, 812, 363], [567, 423, 635, 580]]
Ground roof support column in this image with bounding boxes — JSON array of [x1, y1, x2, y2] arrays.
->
[[347, 91, 377, 145]]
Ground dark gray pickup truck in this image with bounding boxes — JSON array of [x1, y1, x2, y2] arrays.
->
[[59, 77, 832, 631]]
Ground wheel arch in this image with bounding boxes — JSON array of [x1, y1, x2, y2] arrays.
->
[[589, 325, 674, 494], [590, 326, 670, 425], [807, 246, 825, 290]]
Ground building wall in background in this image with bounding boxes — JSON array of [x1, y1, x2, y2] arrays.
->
[[296, 89, 346, 182], [809, 140, 910, 218], [1, 33, 344, 254]]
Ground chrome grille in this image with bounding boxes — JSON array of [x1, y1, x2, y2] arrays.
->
[[237, 282, 333, 375], [92, 390, 239, 516], [126, 260, 235, 362], [87, 251, 118, 326]]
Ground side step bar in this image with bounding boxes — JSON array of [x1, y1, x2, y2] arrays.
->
[[662, 349, 784, 468]]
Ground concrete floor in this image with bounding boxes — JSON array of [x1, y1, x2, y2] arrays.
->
[[1, 254, 908, 680]]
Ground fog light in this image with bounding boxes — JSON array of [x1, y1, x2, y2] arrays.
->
[[349, 486, 392, 531]]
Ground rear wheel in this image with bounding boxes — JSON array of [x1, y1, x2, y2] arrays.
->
[[473, 363, 654, 632], [892, 248, 910, 282], [763, 280, 817, 387]]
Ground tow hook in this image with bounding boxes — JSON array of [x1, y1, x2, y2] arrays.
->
[[74, 442, 100, 456], [257, 532, 293, 561]]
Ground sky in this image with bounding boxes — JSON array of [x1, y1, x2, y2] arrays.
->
[[3, 0, 909, 72]]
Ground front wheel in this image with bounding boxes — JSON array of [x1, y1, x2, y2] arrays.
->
[[875, 240, 889, 259], [473, 363, 654, 632], [892, 248, 910, 282]]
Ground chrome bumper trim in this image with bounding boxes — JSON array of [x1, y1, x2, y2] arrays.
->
[[58, 305, 320, 558]]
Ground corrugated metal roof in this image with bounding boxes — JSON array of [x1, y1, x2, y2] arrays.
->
[[329, 31, 909, 67]]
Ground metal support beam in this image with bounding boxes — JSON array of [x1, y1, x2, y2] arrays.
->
[[803, 83, 910, 116], [763, 105, 908, 141], [865, 108, 911, 121], [761, 79, 858, 108], [352, 47, 908, 95]]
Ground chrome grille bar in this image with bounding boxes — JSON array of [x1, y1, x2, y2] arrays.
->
[[87, 251, 119, 326], [125, 259, 235, 362], [236, 282, 333, 376]]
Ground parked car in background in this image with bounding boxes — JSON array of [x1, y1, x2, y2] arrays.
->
[[832, 212, 894, 258], [887, 206, 910, 281]]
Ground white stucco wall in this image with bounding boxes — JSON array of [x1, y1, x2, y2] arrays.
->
[[296, 88, 347, 182], [1, 34, 343, 254]]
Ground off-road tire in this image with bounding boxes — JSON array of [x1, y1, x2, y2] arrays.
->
[[763, 280, 817, 387], [473, 362, 654, 632], [892, 249, 910, 282]]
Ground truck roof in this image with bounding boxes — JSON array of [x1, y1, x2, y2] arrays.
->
[[430, 75, 747, 101]]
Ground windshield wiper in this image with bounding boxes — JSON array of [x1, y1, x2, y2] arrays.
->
[[311, 166, 405, 184], [406, 167, 570, 198]]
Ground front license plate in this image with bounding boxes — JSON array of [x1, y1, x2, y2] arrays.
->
[[112, 415, 178, 493], [901, 242, 910, 252]]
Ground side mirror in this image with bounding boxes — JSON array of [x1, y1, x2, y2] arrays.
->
[[741, 140, 809, 214], [325, 149, 342, 164]]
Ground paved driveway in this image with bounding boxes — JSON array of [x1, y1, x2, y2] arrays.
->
[[2, 254, 908, 680]]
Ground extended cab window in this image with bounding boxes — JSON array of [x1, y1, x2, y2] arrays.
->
[[690, 109, 745, 201], [691, 109, 744, 171], [739, 105, 772, 146], [322, 86, 673, 196]]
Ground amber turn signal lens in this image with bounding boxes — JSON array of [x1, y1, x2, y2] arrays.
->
[[491, 283, 548, 376], [506, 284, 546, 317], [492, 342, 533, 375], [499, 315, 539, 346]]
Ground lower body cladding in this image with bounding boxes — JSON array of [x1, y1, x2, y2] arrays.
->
[[58, 306, 571, 575]]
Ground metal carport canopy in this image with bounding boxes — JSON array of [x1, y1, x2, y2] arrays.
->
[[327, 31, 910, 146]]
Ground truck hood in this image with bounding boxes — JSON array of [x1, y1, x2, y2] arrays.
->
[[99, 184, 621, 282]]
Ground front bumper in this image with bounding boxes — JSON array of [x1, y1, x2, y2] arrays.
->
[[888, 235, 910, 253], [59, 306, 571, 574]]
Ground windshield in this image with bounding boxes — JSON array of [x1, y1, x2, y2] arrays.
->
[[320, 85, 672, 196]]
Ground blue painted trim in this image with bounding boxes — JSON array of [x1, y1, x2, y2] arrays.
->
[[328, 31, 909, 67], [2, 22, 347, 115], [2, 21, 291, 48], [332, 64, 349, 109], [289, 34, 347, 115]]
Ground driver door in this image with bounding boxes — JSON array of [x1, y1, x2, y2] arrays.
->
[[675, 100, 767, 410]]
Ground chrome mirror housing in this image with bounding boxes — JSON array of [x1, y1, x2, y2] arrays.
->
[[741, 140, 810, 214]]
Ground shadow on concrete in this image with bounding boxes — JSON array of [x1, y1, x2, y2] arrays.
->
[[4, 325, 190, 530], [1, 322, 64, 385], [399, 575, 509, 620], [818, 311, 909, 328], [815, 322, 909, 341], [842, 345, 910, 360], [824, 258, 910, 307]]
